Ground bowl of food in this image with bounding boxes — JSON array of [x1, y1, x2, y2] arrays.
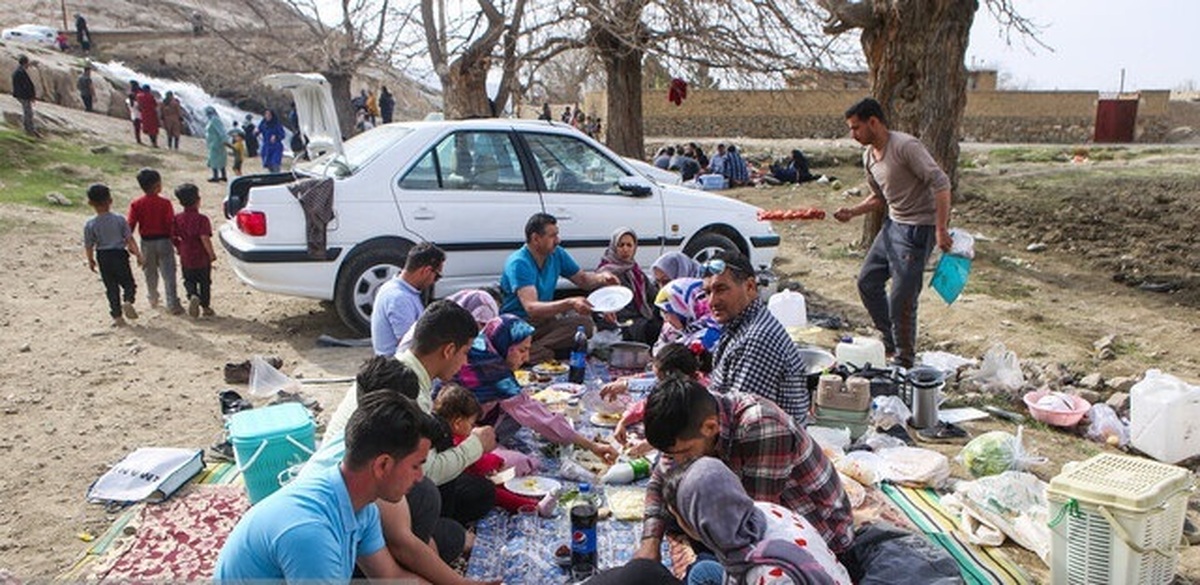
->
[[532, 360, 569, 381], [1023, 390, 1090, 427]]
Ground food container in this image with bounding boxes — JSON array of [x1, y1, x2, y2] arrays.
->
[[1023, 390, 1090, 427], [609, 342, 652, 370], [796, 346, 836, 393]]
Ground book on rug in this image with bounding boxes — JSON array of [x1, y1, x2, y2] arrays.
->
[[87, 447, 206, 505]]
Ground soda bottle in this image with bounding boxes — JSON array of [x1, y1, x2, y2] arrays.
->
[[568, 325, 587, 384], [570, 493, 598, 571]]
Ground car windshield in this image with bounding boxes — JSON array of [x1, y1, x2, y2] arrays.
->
[[297, 126, 413, 178]]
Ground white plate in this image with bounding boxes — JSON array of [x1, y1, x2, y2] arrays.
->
[[587, 286, 634, 313], [504, 475, 562, 498], [590, 412, 621, 428]]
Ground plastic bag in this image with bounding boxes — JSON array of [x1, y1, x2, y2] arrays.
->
[[876, 446, 951, 488], [947, 228, 976, 259], [943, 470, 1050, 561], [588, 329, 622, 353], [931, 253, 972, 305], [956, 427, 1046, 478], [808, 425, 852, 454], [965, 344, 1025, 393], [558, 456, 598, 484], [249, 355, 301, 398], [835, 450, 885, 486], [871, 395, 911, 430], [1085, 403, 1129, 447], [917, 351, 977, 375], [859, 428, 909, 451]]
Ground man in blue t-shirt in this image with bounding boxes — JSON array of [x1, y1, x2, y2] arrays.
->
[[500, 213, 619, 363], [214, 392, 437, 583]]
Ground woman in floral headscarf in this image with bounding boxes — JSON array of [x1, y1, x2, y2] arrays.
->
[[654, 277, 721, 355], [597, 227, 661, 344], [454, 315, 617, 462]]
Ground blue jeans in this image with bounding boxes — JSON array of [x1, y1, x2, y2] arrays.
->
[[857, 219, 935, 367], [686, 554, 724, 585]]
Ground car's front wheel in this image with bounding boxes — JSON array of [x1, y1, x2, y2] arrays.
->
[[683, 231, 739, 264], [334, 246, 409, 336]]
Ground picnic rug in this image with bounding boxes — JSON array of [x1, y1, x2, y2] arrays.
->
[[881, 483, 1030, 585], [57, 462, 246, 582]]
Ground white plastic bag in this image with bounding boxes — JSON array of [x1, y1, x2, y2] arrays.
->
[[871, 395, 911, 430], [876, 446, 951, 488], [808, 426, 852, 454], [1085, 403, 1129, 447], [948, 228, 976, 259], [965, 343, 1025, 393], [249, 355, 301, 398]]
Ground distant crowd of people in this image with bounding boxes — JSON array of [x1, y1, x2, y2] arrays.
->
[[652, 142, 819, 187], [538, 103, 602, 140], [351, 87, 397, 132]]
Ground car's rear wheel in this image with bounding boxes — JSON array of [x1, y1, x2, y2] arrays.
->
[[334, 246, 409, 336], [683, 232, 739, 264]]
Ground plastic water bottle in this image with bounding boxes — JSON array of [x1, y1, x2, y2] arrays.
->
[[568, 326, 587, 384], [600, 457, 651, 485]]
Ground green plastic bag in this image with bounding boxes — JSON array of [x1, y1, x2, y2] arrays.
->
[[931, 253, 971, 305]]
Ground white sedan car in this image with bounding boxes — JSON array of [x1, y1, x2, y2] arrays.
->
[[1, 24, 58, 47], [220, 74, 779, 334]]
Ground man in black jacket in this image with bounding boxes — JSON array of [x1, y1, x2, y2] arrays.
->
[[11, 55, 36, 136]]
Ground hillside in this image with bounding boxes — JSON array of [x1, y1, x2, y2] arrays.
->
[[0, 0, 438, 121]]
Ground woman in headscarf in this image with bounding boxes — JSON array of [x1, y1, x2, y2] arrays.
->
[[258, 108, 287, 173], [159, 91, 183, 150], [395, 288, 500, 355], [654, 277, 721, 356], [658, 457, 852, 585], [203, 106, 227, 183], [651, 251, 703, 288], [597, 227, 661, 344], [454, 315, 617, 463]]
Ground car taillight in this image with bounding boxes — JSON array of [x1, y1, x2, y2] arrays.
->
[[236, 210, 267, 236]]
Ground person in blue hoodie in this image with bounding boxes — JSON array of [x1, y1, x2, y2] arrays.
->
[[258, 109, 287, 173]]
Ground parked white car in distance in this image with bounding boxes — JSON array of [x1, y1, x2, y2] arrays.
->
[[219, 73, 780, 334], [1, 25, 58, 47]]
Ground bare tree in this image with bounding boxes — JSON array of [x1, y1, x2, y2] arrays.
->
[[817, 0, 1039, 243], [213, 0, 414, 139]]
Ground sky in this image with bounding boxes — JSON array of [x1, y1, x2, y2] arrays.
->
[[966, 0, 1199, 92]]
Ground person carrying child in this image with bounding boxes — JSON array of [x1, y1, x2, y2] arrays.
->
[[128, 168, 183, 314], [172, 183, 216, 318], [432, 384, 540, 513], [84, 184, 143, 326]]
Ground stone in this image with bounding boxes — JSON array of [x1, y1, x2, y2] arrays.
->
[[18, 343, 30, 353], [1071, 388, 1103, 404], [1106, 392, 1130, 414], [1026, 242, 1048, 252], [1108, 376, 1138, 393], [45, 192, 74, 206], [1078, 373, 1104, 390]]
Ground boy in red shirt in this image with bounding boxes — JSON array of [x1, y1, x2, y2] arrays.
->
[[127, 168, 183, 313], [172, 183, 216, 317]]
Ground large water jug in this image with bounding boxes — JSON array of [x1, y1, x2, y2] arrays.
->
[[835, 337, 887, 370], [767, 290, 807, 329], [1130, 369, 1200, 463]]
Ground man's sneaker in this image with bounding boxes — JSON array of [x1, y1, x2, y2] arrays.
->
[[188, 296, 201, 318], [202, 306, 215, 317], [168, 303, 185, 316], [122, 302, 139, 320], [111, 316, 127, 327]]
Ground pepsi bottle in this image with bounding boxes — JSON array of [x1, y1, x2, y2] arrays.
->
[[570, 498, 598, 571], [568, 325, 587, 384]]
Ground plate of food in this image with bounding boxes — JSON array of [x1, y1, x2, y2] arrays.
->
[[590, 412, 622, 428], [587, 286, 634, 313], [532, 360, 569, 378], [504, 475, 562, 498], [514, 369, 533, 386]]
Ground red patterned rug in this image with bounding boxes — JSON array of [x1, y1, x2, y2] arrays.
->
[[88, 484, 249, 581]]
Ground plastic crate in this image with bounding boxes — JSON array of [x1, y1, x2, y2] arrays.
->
[[1047, 453, 1193, 585], [228, 403, 316, 504]]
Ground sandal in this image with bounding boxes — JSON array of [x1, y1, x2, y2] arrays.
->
[[219, 389, 253, 416], [915, 422, 970, 444]]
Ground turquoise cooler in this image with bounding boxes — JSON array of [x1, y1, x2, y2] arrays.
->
[[228, 403, 316, 504]]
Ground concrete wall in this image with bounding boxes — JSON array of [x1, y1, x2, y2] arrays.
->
[[607, 87, 1180, 144]]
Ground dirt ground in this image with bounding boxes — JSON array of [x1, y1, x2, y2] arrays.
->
[[1, 100, 1198, 582]]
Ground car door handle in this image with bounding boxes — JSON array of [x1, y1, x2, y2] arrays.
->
[[412, 207, 435, 220], [549, 208, 572, 221]]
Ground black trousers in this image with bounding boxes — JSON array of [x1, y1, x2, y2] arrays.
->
[[97, 249, 136, 317], [437, 472, 496, 526], [81, 93, 93, 112], [182, 266, 212, 307], [583, 558, 681, 585], [407, 477, 468, 563]]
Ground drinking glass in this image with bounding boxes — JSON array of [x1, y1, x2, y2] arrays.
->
[[518, 504, 539, 541]]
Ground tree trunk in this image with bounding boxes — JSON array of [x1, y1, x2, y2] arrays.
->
[[325, 71, 356, 141], [442, 58, 495, 119], [595, 28, 643, 158], [857, 0, 976, 245]]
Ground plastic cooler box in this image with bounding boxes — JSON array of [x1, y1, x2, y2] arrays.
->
[[1047, 453, 1193, 585], [228, 402, 316, 504]]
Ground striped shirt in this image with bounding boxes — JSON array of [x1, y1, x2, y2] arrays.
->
[[709, 298, 810, 425], [641, 392, 854, 553]]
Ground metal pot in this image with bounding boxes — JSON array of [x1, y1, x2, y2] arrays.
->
[[610, 341, 652, 370], [796, 347, 836, 392]]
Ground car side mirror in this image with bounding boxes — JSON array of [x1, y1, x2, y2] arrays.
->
[[618, 176, 653, 197]]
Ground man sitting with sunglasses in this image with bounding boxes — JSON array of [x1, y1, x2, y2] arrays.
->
[[371, 242, 446, 357], [701, 250, 810, 425]]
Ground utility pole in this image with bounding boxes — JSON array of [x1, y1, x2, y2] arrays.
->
[[1119, 68, 1126, 95], [61, 0, 68, 31]]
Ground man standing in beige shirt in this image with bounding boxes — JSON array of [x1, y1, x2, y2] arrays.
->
[[835, 98, 952, 368]]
